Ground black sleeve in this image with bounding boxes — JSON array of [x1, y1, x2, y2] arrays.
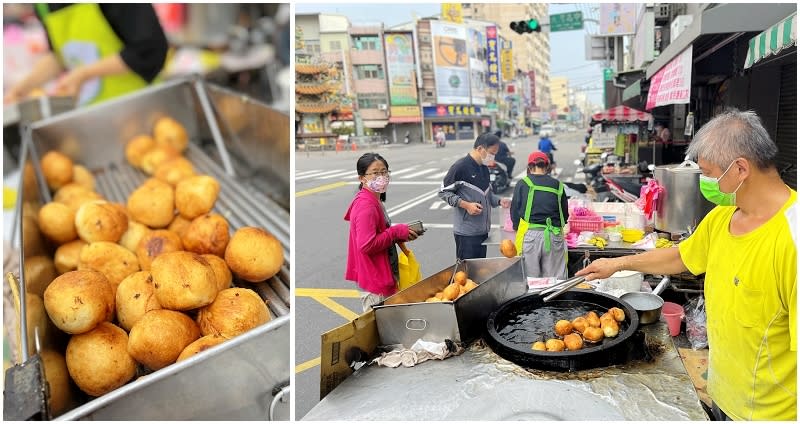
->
[[560, 186, 570, 226], [100, 4, 168, 82], [510, 182, 525, 231]]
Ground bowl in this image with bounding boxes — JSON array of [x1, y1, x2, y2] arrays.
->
[[621, 228, 644, 243]]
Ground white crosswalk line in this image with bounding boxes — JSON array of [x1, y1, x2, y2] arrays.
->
[[514, 171, 527, 180], [389, 166, 420, 177], [400, 169, 438, 179], [429, 200, 452, 210], [318, 170, 356, 179], [295, 169, 346, 180], [427, 171, 448, 179], [295, 169, 322, 177], [565, 177, 573, 183]]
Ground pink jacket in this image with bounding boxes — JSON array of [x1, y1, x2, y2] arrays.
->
[[344, 188, 409, 297]]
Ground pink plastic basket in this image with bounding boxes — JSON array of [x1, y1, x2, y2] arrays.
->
[[568, 215, 604, 234]]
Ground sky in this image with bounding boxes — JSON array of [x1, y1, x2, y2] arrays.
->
[[294, 2, 607, 105]]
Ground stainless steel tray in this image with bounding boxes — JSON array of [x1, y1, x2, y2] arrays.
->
[[12, 78, 290, 420], [373, 257, 528, 348]]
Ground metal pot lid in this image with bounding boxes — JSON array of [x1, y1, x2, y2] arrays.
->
[[666, 159, 702, 173]]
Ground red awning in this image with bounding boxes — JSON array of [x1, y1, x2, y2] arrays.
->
[[591, 105, 652, 125], [388, 116, 422, 123]]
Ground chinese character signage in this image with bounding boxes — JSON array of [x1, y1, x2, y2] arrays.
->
[[501, 48, 513, 82], [485, 25, 499, 89], [599, 3, 636, 36], [423, 105, 482, 118], [646, 46, 692, 110], [431, 20, 470, 104], [384, 32, 419, 106]]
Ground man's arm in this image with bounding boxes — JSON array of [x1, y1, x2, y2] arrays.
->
[[438, 164, 462, 208], [575, 247, 688, 281]]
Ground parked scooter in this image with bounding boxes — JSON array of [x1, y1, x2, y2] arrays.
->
[[488, 160, 510, 194]]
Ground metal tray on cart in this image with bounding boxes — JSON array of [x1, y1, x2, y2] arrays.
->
[[10, 78, 290, 420]]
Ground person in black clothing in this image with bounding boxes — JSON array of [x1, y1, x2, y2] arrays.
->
[[493, 130, 516, 177], [511, 151, 570, 279]]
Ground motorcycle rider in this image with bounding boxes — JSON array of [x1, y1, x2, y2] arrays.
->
[[538, 133, 557, 174], [494, 130, 516, 178]]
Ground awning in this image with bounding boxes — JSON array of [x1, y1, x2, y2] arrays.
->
[[363, 120, 389, 129], [622, 79, 642, 102], [590, 105, 651, 125], [388, 116, 421, 123], [744, 12, 797, 69], [646, 3, 798, 79]]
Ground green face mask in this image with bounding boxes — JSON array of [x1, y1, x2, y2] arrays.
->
[[698, 161, 743, 206]]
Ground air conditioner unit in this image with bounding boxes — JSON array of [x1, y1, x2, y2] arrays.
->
[[654, 4, 670, 19], [378, 104, 388, 110]]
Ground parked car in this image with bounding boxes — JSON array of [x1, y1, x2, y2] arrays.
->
[[539, 124, 555, 137]]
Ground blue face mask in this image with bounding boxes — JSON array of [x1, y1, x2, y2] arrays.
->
[[698, 161, 744, 206]]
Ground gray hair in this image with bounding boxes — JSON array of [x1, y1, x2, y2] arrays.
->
[[685, 109, 777, 170]]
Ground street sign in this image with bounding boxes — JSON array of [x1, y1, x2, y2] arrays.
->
[[549, 11, 583, 32], [603, 68, 614, 81]]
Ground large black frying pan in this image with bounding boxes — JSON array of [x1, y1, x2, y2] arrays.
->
[[485, 290, 643, 372]]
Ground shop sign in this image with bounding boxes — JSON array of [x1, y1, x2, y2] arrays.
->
[[431, 20, 470, 105], [646, 45, 692, 110], [485, 25, 500, 89], [423, 105, 482, 118], [501, 48, 513, 82], [384, 32, 419, 106]]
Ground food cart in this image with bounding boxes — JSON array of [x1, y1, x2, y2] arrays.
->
[[587, 105, 652, 166], [4, 77, 290, 420]]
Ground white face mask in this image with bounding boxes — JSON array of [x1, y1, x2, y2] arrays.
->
[[481, 148, 495, 166]]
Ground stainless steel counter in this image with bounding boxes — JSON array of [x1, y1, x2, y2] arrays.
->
[[303, 321, 708, 421]]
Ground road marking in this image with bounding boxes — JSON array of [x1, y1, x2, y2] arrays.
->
[[418, 223, 501, 229], [425, 160, 438, 165], [295, 181, 348, 197], [429, 200, 452, 210], [296, 169, 347, 180], [318, 170, 356, 180], [295, 169, 323, 177], [296, 357, 320, 374], [389, 166, 420, 176], [309, 295, 359, 321], [387, 190, 440, 217], [400, 169, 438, 179], [427, 171, 448, 179], [514, 171, 527, 179], [295, 288, 361, 298], [565, 177, 573, 183]]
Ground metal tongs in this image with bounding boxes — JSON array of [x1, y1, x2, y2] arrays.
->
[[540, 275, 587, 302]]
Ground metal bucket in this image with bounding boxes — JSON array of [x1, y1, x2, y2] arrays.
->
[[653, 160, 714, 234]]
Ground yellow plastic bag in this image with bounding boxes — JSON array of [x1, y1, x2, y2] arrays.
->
[[397, 243, 422, 291]]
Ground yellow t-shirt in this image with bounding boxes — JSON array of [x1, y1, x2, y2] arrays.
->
[[679, 188, 797, 421]]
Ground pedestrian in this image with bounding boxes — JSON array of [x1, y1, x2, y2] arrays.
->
[[493, 130, 516, 178], [511, 151, 569, 279], [537, 133, 557, 169], [654, 122, 671, 144], [576, 109, 796, 421], [4, 4, 168, 106], [435, 127, 446, 147], [344, 153, 419, 312], [439, 132, 511, 260]]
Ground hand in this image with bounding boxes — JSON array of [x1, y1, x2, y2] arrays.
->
[[54, 67, 87, 98], [500, 198, 511, 208], [3, 86, 24, 105], [407, 229, 419, 241], [464, 202, 483, 216], [574, 257, 622, 281]]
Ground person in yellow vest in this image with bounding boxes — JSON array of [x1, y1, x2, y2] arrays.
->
[[577, 109, 796, 421], [4, 4, 168, 106], [511, 151, 569, 280]]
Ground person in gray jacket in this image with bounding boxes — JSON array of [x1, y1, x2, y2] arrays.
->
[[439, 133, 511, 260]]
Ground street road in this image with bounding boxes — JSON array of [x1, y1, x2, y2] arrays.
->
[[294, 131, 586, 418]]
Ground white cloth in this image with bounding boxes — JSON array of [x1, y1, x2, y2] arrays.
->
[[372, 340, 463, 368]]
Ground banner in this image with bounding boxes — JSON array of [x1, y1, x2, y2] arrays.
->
[[384, 32, 419, 106], [441, 3, 463, 23], [646, 45, 692, 110], [599, 3, 636, 36], [467, 27, 486, 106], [485, 25, 500, 89], [423, 105, 482, 118], [501, 48, 513, 82], [431, 20, 470, 104]]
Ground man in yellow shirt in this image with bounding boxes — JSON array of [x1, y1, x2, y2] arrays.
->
[[577, 109, 796, 421]]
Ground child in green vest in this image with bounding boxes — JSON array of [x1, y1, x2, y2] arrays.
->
[[511, 151, 570, 279]]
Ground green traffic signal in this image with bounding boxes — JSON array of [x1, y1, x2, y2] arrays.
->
[[527, 19, 540, 31], [510, 19, 542, 34]]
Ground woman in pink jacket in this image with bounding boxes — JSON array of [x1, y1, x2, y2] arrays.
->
[[345, 153, 419, 311]]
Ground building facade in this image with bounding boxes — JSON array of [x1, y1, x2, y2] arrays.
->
[[349, 25, 391, 135]]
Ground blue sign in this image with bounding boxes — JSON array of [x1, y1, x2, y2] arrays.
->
[[485, 25, 499, 89], [423, 105, 483, 118]]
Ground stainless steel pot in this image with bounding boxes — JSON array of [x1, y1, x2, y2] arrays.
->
[[654, 160, 714, 234], [620, 276, 670, 325]]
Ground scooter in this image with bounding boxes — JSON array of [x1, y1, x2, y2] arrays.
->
[[488, 160, 510, 194]]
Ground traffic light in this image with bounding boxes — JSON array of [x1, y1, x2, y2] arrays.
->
[[510, 19, 541, 34]]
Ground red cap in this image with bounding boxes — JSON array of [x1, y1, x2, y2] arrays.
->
[[528, 151, 550, 165]]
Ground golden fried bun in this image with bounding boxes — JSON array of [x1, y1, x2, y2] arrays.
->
[[571, 316, 589, 335], [176, 334, 227, 362], [545, 339, 566, 352], [583, 326, 605, 343], [153, 116, 189, 153], [22, 215, 46, 258], [166, 215, 189, 239], [38, 202, 78, 244], [197, 287, 270, 338], [201, 254, 232, 292], [54, 240, 88, 275], [601, 318, 620, 338], [127, 309, 200, 370], [74, 201, 128, 243], [136, 229, 184, 271], [563, 333, 584, 351], [224, 227, 283, 282], [140, 145, 179, 175], [43, 270, 114, 334], [175, 175, 220, 219], [585, 311, 601, 328], [608, 307, 626, 322], [78, 242, 140, 294], [182, 213, 230, 257], [127, 178, 175, 228], [23, 255, 58, 297], [554, 319, 573, 336], [125, 134, 156, 168], [531, 341, 547, 351], [151, 251, 218, 311], [118, 220, 150, 253], [40, 349, 72, 415], [116, 271, 161, 332], [154, 156, 195, 186], [66, 322, 136, 396], [41, 151, 74, 191], [54, 183, 104, 212], [71, 165, 95, 191]]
